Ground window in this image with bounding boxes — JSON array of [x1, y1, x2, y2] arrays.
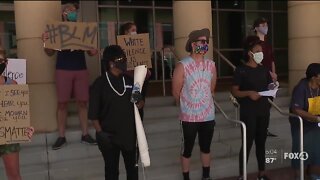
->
[[218, 11, 245, 49]]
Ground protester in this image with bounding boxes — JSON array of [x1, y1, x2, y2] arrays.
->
[[253, 17, 278, 137], [289, 63, 320, 180], [172, 28, 216, 180], [231, 36, 273, 180], [0, 46, 34, 180], [42, 2, 97, 150], [88, 45, 144, 180], [119, 22, 151, 120]]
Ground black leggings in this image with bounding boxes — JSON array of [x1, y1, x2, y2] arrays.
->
[[239, 113, 269, 175], [98, 141, 138, 180], [180, 121, 215, 158]]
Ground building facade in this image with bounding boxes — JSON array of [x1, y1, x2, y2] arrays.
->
[[1, 1, 320, 132]]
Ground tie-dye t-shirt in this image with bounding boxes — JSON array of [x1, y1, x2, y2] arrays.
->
[[179, 56, 215, 122]]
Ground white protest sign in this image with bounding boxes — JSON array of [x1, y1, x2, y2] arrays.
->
[[2, 59, 26, 84]]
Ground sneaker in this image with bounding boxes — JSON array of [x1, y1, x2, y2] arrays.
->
[[52, 137, 67, 150], [257, 175, 270, 180], [267, 129, 278, 137], [81, 134, 97, 145], [202, 177, 213, 180]]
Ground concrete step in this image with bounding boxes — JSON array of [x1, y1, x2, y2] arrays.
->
[[11, 110, 291, 168], [0, 90, 292, 180], [66, 87, 289, 113]]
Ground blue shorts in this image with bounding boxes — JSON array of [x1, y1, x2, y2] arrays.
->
[[291, 126, 320, 169]]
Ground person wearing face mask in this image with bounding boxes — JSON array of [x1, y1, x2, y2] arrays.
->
[[0, 47, 35, 180], [172, 28, 217, 180], [231, 36, 273, 180], [118, 22, 151, 120], [88, 45, 143, 180], [42, 2, 98, 150], [253, 17, 278, 138], [289, 63, 320, 180]]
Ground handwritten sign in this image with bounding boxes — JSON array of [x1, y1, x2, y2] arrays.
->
[[117, 33, 152, 70], [2, 59, 26, 84], [0, 85, 30, 145], [44, 21, 98, 50]]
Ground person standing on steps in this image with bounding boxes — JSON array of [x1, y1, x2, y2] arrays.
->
[[253, 17, 278, 137], [0, 46, 35, 180], [172, 28, 217, 180], [88, 45, 144, 180], [289, 63, 320, 180], [42, 2, 97, 150], [232, 36, 273, 180]]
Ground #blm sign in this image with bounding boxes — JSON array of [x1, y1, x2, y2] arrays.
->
[[0, 85, 30, 145], [2, 59, 26, 84], [117, 33, 152, 70], [44, 21, 98, 50]]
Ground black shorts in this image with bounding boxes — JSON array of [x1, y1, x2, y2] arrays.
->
[[180, 120, 215, 158]]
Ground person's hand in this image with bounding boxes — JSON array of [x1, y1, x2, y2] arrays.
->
[[248, 91, 261, 101], [136, 100, 145, 109], [42, 32, 49, 43], [270, 71, 278, 82], [131, 91, 143, 104], [87, 49, 98, 56], [25, 127, 34, 139]]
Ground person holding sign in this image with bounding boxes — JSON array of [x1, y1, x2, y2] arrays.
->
[[0, 47, 34, 180], [252, 17, 278, 137], [120, 22, 151, 120], [231, 36, 273, 180], [88, 45, 144, 180], [42, 2, 97, 150], [172, 28, 217, 180], [289, 63, 320, 179]]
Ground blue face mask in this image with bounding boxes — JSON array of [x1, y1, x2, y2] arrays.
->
[[195, 44, 208, 54], [67, 11, 77, 22]]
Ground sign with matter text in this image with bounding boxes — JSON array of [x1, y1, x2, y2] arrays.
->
[[0, 85, 30, 145], [117, 33, 152, 70], [44, 21, 98, 50]]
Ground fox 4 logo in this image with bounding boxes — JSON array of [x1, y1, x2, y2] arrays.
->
[[284, 152, 309, 160]]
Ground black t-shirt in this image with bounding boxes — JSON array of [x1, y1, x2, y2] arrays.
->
[[289, 78, 320, 133], [233, 64, 272, 115], [88, 72, 136, 150], [56, 50, 86, 70]]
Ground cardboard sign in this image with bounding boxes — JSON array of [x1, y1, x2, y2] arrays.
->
[[2, 59, 27, 84], [44, 21, 98, 50], [0, 85, 30, 145], [117, 33, 152, 70]]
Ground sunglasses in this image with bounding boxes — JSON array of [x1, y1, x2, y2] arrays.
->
[[114, 57, 127, 62], [194, 39, 209, 44]]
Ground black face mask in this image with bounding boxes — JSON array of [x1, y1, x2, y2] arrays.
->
[[0, 63, 6, 74], [114, 61, 127, 72]]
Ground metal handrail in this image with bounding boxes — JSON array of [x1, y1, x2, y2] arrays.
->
[[214, 99, 247, 180], [212, 47, 236, 70], [268, 99, 304, 180]]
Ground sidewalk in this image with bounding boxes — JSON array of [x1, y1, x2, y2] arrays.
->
[[217, 167, 295, 180]]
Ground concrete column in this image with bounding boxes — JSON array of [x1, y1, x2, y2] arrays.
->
[[80, 1, 99, 82], [14, 1, 61, 132], [173, 1, 213, 60], [288, 1, 320, 93]]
